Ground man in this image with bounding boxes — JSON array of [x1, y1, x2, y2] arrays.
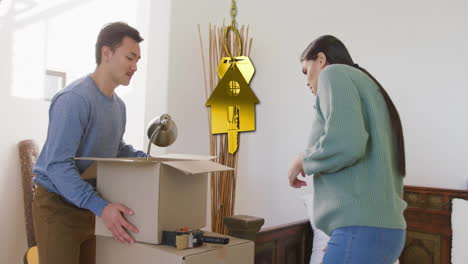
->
[[32, 22, 145, 264]]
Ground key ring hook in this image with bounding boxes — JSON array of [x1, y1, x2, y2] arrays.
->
[[223, 25, 242, 59]]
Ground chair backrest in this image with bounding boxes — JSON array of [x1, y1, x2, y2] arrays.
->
[[18, 139, 39, 248]]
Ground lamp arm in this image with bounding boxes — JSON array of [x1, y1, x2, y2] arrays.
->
[[146, 126, 162, 160]]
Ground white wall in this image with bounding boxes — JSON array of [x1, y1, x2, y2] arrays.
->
[[0, 2, 49, 262], [143, 0, 172, 156], [1, 0, 467, 262], [158, 0, 468, 229], [0, 0, 151, 263]]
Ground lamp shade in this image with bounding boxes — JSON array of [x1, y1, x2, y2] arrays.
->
[[146, 114, 177, 158]]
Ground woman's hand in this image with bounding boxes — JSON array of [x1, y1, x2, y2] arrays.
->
[[288, 153, 307, 188]]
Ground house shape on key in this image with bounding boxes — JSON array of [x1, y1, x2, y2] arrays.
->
[[206, 64, 259, 134]]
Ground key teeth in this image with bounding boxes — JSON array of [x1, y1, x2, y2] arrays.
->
[[228, 131, 238, 154], [228, 144, 238, 154]]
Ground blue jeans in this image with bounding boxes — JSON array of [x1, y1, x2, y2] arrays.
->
[[322, 226, 406, 264]]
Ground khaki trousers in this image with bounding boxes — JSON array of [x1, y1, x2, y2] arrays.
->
[[32, 185, 96, 264]]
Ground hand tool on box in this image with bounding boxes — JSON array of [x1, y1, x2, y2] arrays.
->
[[162, 228, 230, 250]]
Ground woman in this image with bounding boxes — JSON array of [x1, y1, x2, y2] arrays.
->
[[288, 35, 407, 263]]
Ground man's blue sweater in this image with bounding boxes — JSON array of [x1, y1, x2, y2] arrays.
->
[[34, 74, 146, 216]]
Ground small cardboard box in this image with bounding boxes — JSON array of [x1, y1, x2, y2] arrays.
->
[[78, 154, 233, 244], [96, 233, 254, 264]]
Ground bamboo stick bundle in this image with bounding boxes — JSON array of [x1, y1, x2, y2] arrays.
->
[[198, 23, 253, 234]]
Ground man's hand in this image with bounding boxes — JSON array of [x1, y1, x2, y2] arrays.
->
[[288, 153, 307, 188], [101, 203, 139, 245]]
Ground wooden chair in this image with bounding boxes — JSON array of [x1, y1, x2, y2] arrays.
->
[[18, 139, 39, 264]]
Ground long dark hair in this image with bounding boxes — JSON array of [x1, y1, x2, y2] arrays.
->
[[301, 35, 406, 177]]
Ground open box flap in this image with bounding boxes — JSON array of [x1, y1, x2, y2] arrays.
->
[[154, 153, 217, 161], [77, 157, 230, 178], [77, 157, 163, 180], [76, 155, 218, 163], [162, 160, 233, 175], [75, 156, 196, 163], [76, 157, 161, 163]]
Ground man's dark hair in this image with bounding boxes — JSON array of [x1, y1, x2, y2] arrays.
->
[[95, 22, 143, 64]]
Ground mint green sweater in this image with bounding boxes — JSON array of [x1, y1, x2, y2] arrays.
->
[[302, 64, 407, 236]]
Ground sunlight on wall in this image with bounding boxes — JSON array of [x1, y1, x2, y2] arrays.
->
[[10, 0, 138, 100], [0, 0, 13, 17], [11, 22, 46, 99]]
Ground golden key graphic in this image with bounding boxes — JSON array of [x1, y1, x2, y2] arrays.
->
[[227, 105, 240, 154], [205, 2, 259, 154], [218, 56, 255, 84]]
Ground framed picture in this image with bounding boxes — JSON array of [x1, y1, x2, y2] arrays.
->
[[44, 70, 66, 101]]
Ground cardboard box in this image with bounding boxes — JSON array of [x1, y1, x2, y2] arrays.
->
[[78, 154, 233, 244], [96, 233, 254, 264]]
